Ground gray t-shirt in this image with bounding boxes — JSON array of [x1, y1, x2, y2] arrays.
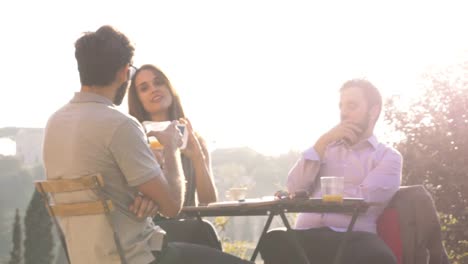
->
[[43, 92, 164, 264]]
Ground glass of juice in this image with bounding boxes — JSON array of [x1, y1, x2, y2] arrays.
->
[[143, 121, 188, 150], [148, 136, 163, 150], [320, 176, 344, 203]]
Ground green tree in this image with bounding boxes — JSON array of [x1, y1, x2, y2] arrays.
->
[[23, 190, 54, 264], [0, 156, 34, 259], [8, 209, 22, 264], [385, 58, 468, 263]]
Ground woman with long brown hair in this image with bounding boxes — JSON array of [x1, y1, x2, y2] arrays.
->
[[128, 64, 221, 249]]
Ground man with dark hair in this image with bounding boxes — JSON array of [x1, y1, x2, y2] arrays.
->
[[259, 79, 401, 264], [74, 25, 135, 106], [43, 25, 251, 264]]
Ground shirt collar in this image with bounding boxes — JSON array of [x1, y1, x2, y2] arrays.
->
[[70, 92, 114, 106], [331, 135, 379, 150], [366, 135, 379, 149]]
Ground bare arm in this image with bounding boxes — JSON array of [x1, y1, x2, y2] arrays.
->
[[138, 121, 186, 217], [137, 146, 185, 217], [192, 135, 217, 204], [179, 118, 217, 204]]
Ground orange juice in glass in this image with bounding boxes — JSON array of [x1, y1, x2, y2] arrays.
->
[[321, 176, 344, 203], [148, 136, 163, 150], [322, 194, 343, 203], [143, 121, 188, 150]]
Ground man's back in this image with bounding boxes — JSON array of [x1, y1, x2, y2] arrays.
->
[[43, 92, 164, 264]]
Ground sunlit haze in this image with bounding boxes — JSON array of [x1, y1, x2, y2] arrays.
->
[[1, 0, 467, 156]]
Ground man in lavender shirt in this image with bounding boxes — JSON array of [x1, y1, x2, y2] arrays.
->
[[260, 79, 401, 264]]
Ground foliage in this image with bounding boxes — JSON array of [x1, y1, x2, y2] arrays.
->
[[384, 58, 468, 262], [221, 240, 252, 260], [213, 216, 251, 260], [0, 156, 35, 259], [212, 147, 300, 199], [23, 190, 54, 264], [8, 209, 22, 264], [213, 216, 230, 233]]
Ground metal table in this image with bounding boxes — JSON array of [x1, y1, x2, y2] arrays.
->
[[182, 197, 369, 263]]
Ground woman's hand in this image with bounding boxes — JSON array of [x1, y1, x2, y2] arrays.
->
[[147, 121, 183, 152], [179, 118, 203, 160], [178, 117, 217, 204]]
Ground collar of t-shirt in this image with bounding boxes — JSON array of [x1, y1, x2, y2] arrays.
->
[[70, 91, 114, 106]]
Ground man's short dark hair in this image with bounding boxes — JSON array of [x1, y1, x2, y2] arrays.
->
[[340, 79, 382, 112], [75, 25, 135, 86]]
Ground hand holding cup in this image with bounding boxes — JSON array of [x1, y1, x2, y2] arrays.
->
[[146, 121, 183, 151]]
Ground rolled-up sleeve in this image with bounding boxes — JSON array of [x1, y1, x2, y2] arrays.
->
[[287, 147, 322, 194], [360, 148, 402, 206]]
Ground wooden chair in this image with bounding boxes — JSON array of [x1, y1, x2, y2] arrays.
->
[[34, 173, 128, 264]]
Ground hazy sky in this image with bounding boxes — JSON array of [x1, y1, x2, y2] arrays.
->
[[0, 0, 467, 155]]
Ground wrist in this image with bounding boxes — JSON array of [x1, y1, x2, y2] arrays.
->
[[314, 134, 332, 159], [163, 146, 178, 156], [316, 133, 332, 148]]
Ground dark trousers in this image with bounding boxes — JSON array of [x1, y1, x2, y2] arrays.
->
[[151, 242, 253, 264], [259, 227, 397, 264], [155, 218, 222, 250]]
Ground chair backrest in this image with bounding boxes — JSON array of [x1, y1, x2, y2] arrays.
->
[[34, 173, 127, 264], [377, 207, 403, 264], [377, 185, 449, 264]]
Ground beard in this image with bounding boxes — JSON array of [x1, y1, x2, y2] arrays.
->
[[356, 112, 370, 136], [341, 112, 371, 139], [113, 80, 129, 106]]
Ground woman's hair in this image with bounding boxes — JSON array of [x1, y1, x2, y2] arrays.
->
[[128, 64, 185, 122], [129, 65, 199, 205]]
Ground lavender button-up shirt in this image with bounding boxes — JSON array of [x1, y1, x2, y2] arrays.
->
[[287, 135, 402, 233]]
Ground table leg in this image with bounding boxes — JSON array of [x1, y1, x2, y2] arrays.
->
[[332, 205, 361, 264], [196, 214, 203, 222], [250, 212, 275, 262], [279, 212, 292, 229]]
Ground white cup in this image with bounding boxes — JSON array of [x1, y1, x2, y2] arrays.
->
[[142, 121, 188, 149], [226, 187, 248, 201], [320, 176, 344, 202]]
